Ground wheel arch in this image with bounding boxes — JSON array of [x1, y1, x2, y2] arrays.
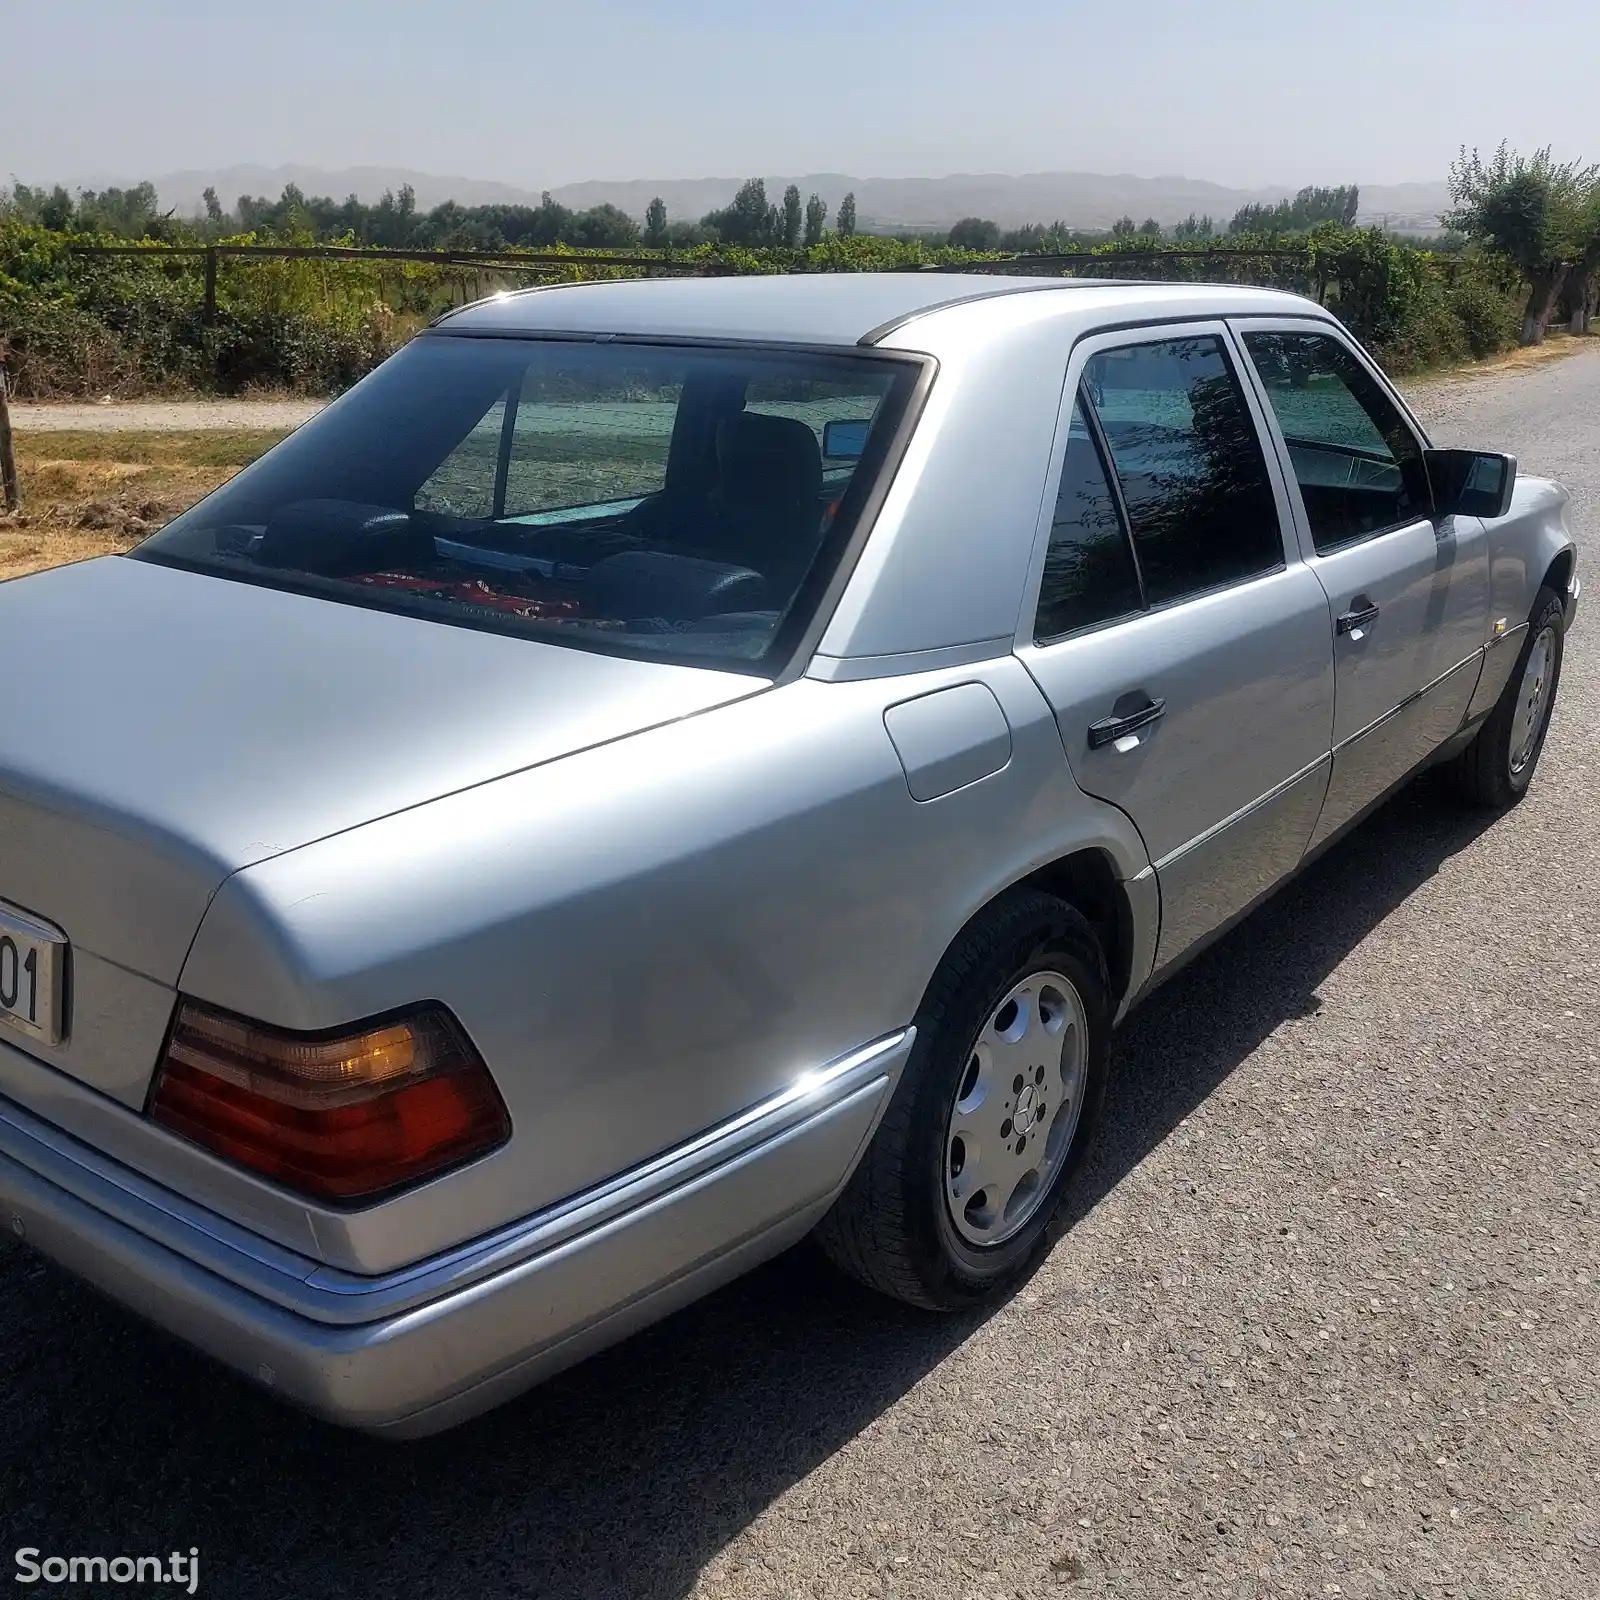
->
[[1542, 545, 1575, 603], [924, 848, 1143, 1020], [1018, 849, 1137, 1013]]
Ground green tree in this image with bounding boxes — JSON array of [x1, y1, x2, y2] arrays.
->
[[1448, 144, 1597, 342], [10, 183, 78, 231], [1110, 215, 1137, 239], [1229, 185, 1360, 238], [1563, 182, 1600, 334], [781, 184, 802, 248], [837, 192, 857, 238], [568, 204, 641, 247], [202, 186, 224, 224], [644, 196, 668, 248], [702, 178, 780, 245], [804, 192, 828, 247], [947, 216, 1000, 251], [1138, 217, 1162, 238], [75, 183, 163, 237], [1171, 212, 1215, 240]]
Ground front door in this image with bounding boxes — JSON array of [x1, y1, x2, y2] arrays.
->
[[1017, 327, 1335, 976], [1235, 324, 1490, 848]]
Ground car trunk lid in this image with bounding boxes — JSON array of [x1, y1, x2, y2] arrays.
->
[[0, 557, 763, 1093]]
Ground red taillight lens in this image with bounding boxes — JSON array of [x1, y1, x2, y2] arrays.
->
[[149, 1003, 510, 1204]]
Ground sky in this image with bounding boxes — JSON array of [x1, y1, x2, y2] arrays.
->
[[3, 0, 1595, 190]]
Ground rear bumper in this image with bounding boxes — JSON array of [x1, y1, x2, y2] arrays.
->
[[0, 1031, 908, 1436]]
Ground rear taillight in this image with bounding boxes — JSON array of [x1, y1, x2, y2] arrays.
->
[[149, 1002, 510, 1204]]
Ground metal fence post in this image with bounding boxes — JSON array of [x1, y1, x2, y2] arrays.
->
[[203, 247, 219, 326]]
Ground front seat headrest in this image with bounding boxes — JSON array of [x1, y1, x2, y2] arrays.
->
[[714, 412, 823, 512]]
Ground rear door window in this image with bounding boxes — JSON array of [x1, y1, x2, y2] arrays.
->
[[1033, 398, 1144, 640], [1241, 329, 1430, 551], [1083, 336, 1284, 606]]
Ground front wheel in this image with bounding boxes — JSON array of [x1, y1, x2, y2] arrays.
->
[[815, 889, 1110, 1310], [1446, 585, 1566, 808]]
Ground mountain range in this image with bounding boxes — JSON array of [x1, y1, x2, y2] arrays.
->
[[99, 164, 1452, 233]]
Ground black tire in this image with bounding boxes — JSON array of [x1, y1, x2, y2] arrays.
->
[[1446, 585, 1566, 808], [814, 888, 1110, 1310]]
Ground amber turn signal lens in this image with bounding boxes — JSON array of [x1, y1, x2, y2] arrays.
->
[[149, 1003, 511, 1204]]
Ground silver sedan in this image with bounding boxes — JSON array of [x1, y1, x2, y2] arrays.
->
[[0, 274, 1579, 1434]]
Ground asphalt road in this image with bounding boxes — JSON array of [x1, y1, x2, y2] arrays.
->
[[1, 345, 1596, 1599]]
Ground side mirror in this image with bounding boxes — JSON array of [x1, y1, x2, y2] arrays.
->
[[822, 418, 873, 461], [1426, 448, 1517, 520]]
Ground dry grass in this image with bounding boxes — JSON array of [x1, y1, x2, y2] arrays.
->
[[0, 429, 288, 581], [1446, 328, 1598, 378]]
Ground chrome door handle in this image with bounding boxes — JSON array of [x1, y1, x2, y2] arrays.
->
[[1087, 697, 1166, 750], [1336, 601, 1380, 636]]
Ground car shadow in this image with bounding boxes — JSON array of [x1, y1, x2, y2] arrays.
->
[[0, 781, 1496, 1600]]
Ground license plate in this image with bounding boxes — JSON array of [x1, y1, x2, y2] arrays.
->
[[0, 901, 67, 1046]]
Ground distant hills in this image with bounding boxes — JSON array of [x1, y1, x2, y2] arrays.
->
[[118, 164, 1450, 234]]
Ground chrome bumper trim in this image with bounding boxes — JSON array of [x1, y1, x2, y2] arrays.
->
[[0, 1029, 911, 1326], [0, 1032, 912, 1432]]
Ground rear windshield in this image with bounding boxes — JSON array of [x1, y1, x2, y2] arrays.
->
[[135, 333, 916, 671]]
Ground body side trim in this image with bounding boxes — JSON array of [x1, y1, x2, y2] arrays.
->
[[1151, 753, 1332, 874], [1332, 647, 1485, 755]]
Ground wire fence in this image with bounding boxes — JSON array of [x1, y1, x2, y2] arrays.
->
[[65, 240, 1345, 319]]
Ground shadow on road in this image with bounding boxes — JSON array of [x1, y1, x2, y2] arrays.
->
[[0, 781, 1497, 1599]]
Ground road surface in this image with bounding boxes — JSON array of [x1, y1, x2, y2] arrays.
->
[[1, 345, 1596, 1599]]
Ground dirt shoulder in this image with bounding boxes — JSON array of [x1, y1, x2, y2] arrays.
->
[[7, 397, 327, 433], [0, 428, 290, 581]]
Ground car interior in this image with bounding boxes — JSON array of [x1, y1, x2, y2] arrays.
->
[[224, 369, 876, 655]]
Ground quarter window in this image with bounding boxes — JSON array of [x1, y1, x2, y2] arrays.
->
[[1033, 399, 1144, 641], [1083, 337, 1283, 606], [1241, 330, 1430, 551]]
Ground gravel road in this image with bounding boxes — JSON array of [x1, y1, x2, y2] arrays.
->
[[6, 397, 327, 433], [1, 346, 1595, 1599]]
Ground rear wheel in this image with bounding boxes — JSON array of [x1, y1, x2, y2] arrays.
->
[[1446, 586, 1565, 808], [815, 889, 1110, 1310]]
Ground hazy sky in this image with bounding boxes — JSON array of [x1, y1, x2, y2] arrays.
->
[[4, 0, 1593, 188]]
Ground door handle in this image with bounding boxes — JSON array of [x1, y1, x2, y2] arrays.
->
[[1336, 601, 1381, 637], [1087, 696, 1166, 750]]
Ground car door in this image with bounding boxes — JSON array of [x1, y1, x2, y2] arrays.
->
[[1016, 326, 1335, 976], [1234, 322, 1490, 849]]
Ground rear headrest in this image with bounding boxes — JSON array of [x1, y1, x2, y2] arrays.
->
[[715, 412, 823, 511], [585, 551, 768, 622], [257, 499, 428, 576]]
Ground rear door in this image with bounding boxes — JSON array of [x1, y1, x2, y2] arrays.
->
[[1016, 326, 1335, 976], [1234, 322, 1490, 848]]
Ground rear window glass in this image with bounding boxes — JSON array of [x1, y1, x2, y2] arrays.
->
[[136, 335, 913, 671]]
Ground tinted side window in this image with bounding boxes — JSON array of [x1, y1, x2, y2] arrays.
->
[[1242, 330, 1429, 551], [1034, 398, 1144, 641], [1084, 337, 1283, 607]]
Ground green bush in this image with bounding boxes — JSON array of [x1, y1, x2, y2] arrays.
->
[[1441, 262, 1523, 357], [0, 219, 1528, 398], [0, 297, 145, 397]]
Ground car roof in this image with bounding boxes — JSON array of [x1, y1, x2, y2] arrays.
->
[[435, 271, 1309, 349]]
